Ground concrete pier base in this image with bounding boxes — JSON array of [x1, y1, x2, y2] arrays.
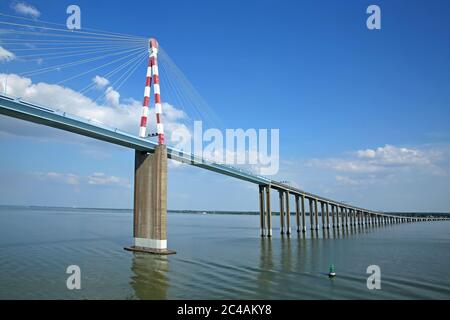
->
[[125, 146, 175, 255]]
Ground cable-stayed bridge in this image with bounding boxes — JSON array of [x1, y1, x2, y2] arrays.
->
[[0, 13, 447, 254]]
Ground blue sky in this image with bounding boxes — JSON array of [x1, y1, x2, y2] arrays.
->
[[1, 0, 450, 212]]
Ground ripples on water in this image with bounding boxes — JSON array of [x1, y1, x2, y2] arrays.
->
[[0, 206, 449, 299]]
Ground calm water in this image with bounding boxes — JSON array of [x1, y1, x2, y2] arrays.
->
[[0, 206, 449, 300]]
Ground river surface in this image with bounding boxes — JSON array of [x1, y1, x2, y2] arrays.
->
[[0, 206, 449, 299]]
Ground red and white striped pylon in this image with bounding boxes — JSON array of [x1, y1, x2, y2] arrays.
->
[[139, 38, 165, 145]]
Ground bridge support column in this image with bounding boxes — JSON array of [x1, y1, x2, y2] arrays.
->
[[309, 199, 314, 230], [331, 205, 336, 228], [314, 199, 320, 230], [265, 187, 272, 237], [295, 195, 300, 233], [279, 191, 285, 234], [350, 209, 354, 226], [326, 203, 330, 229], [321, 202, 326, 229], [300, 195, 307, 232], [336, 206, 341, 229], [285, 191, 291, 235], [343, 208, 348, 227], [259, 186, 266, 237], [126, 147, 174, 255]]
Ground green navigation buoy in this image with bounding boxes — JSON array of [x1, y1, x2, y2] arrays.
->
[[328, 264, 336, 278]]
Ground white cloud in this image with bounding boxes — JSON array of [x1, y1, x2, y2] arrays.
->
[[11, 2, 41, 18], [31, 171, 130, 188], [356, 149, 376, 158], [87, 172, 130, 188], [309, 144, 445, 175], [0, 46, 15, 62], [33, 172, 80, 185], [105, 86, 120, 107], [355, 144, 439, 166], [92, 75, 110, 89]]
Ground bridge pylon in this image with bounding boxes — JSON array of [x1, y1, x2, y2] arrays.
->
[[125, 145, 175, 255]]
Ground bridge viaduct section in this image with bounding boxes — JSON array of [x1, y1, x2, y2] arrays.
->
[[257, 185, 448, 237]]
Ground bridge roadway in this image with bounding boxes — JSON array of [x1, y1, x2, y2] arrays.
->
[[0, 93, 445, 225]]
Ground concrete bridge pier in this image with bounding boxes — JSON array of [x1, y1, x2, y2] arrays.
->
[[336, 206, 341, 229], [314, 199, 320, 230], [301, 195, 307, 232], [295, 195, 300, 233], [285, 191, 291, 235], [279, 191, 285, 234], [321, 202, 326, 229], [126, 146, 174, 255], [309, 199, 315, 230], [331, 205, 336, 228], [259, 186, 266, 237], [326, 203, 330, 229], [342, 208, 348, 227], [265, 187, 272, 237]]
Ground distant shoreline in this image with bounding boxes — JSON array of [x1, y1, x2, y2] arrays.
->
[[1, 205, 449, 217]]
